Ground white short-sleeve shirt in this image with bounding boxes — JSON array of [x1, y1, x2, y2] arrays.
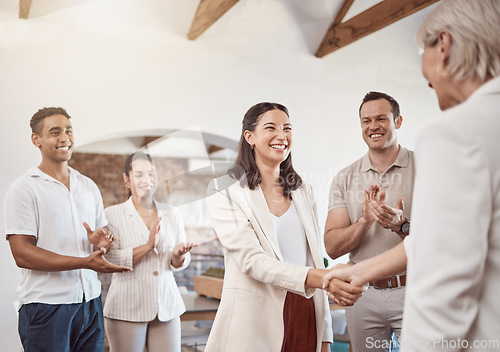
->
[[5, 167, 107, 305]]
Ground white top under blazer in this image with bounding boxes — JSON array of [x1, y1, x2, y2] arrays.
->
[[271, 200, 312, 267], [103, 198, 190, 322]]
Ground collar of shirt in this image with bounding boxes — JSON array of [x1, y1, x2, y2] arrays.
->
[[360, 145, 410, 173], [28, 166, 82, 189]]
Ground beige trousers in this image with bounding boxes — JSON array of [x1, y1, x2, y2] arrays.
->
[[345, 286, 405, 352], [104, 316, 181, 352]]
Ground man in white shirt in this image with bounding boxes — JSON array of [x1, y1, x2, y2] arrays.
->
[[325, 1, 500, 350], [5, 107, 130, 351]]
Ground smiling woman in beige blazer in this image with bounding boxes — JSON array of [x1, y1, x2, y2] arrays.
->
[[205, 102, 364, 352], [103, 152, 197, 352]]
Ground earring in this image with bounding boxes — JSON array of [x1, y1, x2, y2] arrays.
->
[[126, 183, 130, 189], [250, 144, 254, 150]]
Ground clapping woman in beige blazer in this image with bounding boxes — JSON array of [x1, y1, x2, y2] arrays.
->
[[103, 152, 197, 352], [205, 102, 363, 352]]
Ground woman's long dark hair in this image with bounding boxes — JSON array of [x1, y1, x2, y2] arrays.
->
[[228, 102, 302, 197]]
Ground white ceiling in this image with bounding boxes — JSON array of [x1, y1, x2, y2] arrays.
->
[[0, 0, 439, 169], [0, 0, 422, 57], [0, 0, 441, 175]]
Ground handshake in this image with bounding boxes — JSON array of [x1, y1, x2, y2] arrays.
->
[[318, 242, 408, 306], [320, 263, 368, 307]]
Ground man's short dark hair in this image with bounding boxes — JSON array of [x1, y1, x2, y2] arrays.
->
[[30, 107, 71, 135], [359, 91, 400, 120]]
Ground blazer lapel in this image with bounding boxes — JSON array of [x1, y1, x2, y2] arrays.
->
[[243, 186, 284, 261], [291, 188, 323, 269], [124, 198, 150, 242]]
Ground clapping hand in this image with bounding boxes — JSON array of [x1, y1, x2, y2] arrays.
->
[[83, 222, 131, 273], [87, 248, 131, 273], [171, 241, 198, 268], [366, 185, 407, 237], [147, 218, 161, 253], [83, 222, 115, 253], [173, 242, 198, 257]]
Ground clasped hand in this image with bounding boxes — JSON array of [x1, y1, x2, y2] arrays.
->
[[322, 264, 366, 307]]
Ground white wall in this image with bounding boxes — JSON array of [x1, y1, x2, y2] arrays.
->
[[0, 0, 442, 349]]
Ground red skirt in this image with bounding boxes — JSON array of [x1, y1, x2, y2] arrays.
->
[[281, 292, 317, 352]]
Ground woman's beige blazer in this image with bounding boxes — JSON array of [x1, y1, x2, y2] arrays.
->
[[205, 176, 333, 352]]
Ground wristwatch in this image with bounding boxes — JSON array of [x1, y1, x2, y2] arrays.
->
[[400, 221, 410, 235]]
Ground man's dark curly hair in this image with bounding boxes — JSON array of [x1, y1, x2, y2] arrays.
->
[[30, 107, 71, 135]]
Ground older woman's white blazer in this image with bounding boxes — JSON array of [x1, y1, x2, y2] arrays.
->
[[103, 198, 190, 322], [205, 176, 333, 352]]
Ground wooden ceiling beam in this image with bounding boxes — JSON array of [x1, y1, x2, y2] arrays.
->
[[141, 136, 161, 148], [19, 0, 33, 19], [316, 0, 440, 58], [188, 0, 239, 40], [332, 0, 355, 27], [208, 145, 223, 154]]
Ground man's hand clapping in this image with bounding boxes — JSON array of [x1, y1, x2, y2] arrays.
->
[[366, 185, 407, 238], [86, 247, 131, 273], [83, 222, 116, 253]]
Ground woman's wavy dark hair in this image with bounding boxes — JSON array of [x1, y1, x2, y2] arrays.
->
[[228, 102, 302, 197]]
